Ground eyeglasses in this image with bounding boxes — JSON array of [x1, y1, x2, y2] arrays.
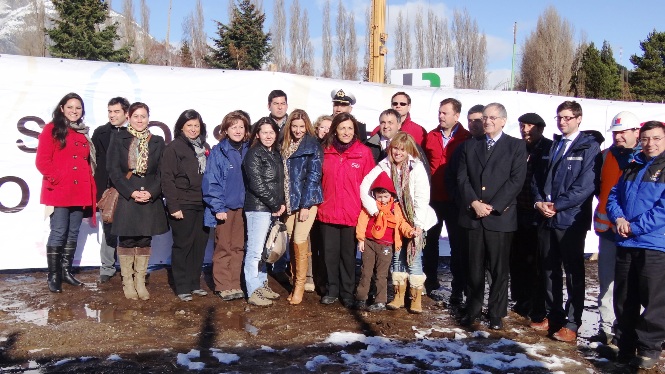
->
[[555, 115, 579, 122], [482, 116, 505, 122], [469, 119, 483, 123], [640, 136, 664, 144], [392, 101, 408, 107]]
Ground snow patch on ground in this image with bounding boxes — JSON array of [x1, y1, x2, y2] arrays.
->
[[106, 354, 122, 361]]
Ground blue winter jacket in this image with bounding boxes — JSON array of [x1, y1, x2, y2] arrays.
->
[[532, 131, 602, 230], [284, 134, 324, 212], [606, 152, 665, 252], [202, 139, 248, 227]]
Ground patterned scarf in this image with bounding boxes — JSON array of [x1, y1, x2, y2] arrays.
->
[[189, 137, 207, 174], [370, 198, 397, 240], [68, 121, 96, 176], [127, 126, 151, 176], [282, 138, 302, 215], [391, 160, 424, 265], [332, 137, 355, 154]]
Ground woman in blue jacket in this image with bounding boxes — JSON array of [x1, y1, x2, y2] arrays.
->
[[280, 109, 323, 305], [203, 111, 250, 301]]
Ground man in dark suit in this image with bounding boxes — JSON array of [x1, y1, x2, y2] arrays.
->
[[91, 97, 130, 283], [456, 102, 527, 330]]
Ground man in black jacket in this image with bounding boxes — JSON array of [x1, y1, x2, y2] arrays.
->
[[91, 97, 130, 283], [456, 102, 527, 330]]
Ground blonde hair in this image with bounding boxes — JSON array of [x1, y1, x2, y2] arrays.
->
[[387, 132, 421, 163], [281, 109, 314, 156]]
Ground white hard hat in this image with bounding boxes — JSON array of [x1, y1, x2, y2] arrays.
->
[[608, 111, 640, 132]]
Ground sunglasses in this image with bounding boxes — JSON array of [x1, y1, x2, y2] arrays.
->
[[392, 101, 408, 107]]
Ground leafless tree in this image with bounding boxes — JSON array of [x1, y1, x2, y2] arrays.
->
[[345, 12, 359, 80], [404, 15, 412, 69], [362, 6, 370, 81], [425, 9, 451, 68], [517, 6, 575, 95], [413, 8, 425, 68], [271, 0, 286, 71], [299, 8, 314, 76], [451, 8, 487, 89], [17, 0, 47, 57], [288, 0, 301, 73], [394, 11, 405, 69], [139, 0, 151, 61], [122, 0, 138, 61], [335, 0, 347, 79], [321, 0, 333, 77], [184, 0, 208, 68]]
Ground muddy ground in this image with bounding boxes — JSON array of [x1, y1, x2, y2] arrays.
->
[[0, 259, 661, 373]]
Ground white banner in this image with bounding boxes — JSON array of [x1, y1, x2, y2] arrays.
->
[[1, 54, 665, 270]]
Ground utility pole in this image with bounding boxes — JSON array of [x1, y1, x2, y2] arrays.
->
[[368, 0, 387, 83], [510, 22, 516, 90]]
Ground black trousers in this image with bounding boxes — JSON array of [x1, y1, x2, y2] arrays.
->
[[465, 227, 512, 320], [424, 201, 464, 293], [614, 247, 665, 359], [538, 225, 586, 331], [320, 222, 356, 300], [169, 206, 210, 295], [119, 236, 152, 248], [510, 223, 544, 320]]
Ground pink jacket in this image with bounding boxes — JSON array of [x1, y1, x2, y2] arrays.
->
[[317, 140, 375, 226]]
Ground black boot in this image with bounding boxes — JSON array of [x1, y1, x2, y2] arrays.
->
[[46, 246, 62, 293], [61, 242, 84, 286]]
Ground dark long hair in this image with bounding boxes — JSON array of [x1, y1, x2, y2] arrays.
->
[[174, 109, 207, 141], [321, 112, 358, 148], [52, 92, 85, 149], [250, 117, 280, 148]]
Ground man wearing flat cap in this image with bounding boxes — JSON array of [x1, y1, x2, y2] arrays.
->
[[510, 113, 552, 321], [331, 88, 367, 140]]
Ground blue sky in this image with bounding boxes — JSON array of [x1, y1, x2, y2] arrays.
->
[[112, 0, 664, 88]]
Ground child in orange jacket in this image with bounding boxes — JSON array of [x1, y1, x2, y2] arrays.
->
[[355, 171, 415, 311]]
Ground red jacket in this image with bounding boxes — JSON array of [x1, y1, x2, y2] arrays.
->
[[370, 114, 427, 147], [36, 123, 96, 208], [423, 123, 471, 202], [317, 140, 375, 226]]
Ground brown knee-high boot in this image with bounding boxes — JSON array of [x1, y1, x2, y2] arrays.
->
[[289, 241, 309, 305], [134, 247, 151, 300], [118, 247, 138, 300], [387, 272, 408, 310]]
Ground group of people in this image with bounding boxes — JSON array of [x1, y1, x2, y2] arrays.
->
[[36, 89, 665, 370]]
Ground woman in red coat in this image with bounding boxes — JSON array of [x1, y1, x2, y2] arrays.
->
[[317, 113, 375, 307], [36, 92, 97, 293]]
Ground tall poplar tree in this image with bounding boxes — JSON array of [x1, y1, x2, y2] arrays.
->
[[46, 0, 129, 62], [207, 0, 271, 70]]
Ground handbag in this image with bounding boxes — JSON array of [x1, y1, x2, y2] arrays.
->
[[262, 218, 288, 264], [98, 187, 119, 224]]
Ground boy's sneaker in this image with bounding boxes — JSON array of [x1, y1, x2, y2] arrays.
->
[[214, 290, 236, 301], [178, 293, 193, 302], [368, 303, 386, 312], [258, 284, 280, 300], [230, 289, 245, 300], [630, 355, 657, 370], [191, 289, 208, 297], [248, 290, 273, 307]]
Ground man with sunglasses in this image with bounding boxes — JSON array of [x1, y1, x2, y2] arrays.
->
[[531, 100, 602, 342], [605, 121, 665, 370]]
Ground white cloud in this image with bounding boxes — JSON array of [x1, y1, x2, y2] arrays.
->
[[485, 34, 513, 62]]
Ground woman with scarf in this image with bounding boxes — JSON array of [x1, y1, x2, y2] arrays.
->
[[161, 109, 210, 301], [36, 92, 97, 293], [359, 132, 437, 313], [317, 113, 375, 308], [280, 109, 323, 305], [107, 102, 168, 301]]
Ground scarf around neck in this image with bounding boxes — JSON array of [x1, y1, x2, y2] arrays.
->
[[188, 137, 206, 174], [370, 197, 397, 240], [391, 159, 424, 264], [332, 137, 355, 154], [127, 126, 151, 175], [68, 121, 96, 175]]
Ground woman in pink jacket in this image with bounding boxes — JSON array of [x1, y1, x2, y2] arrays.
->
[[317, 113, 374, 307], [36, 92, 96, 293]]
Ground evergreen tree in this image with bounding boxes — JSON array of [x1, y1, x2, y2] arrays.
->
[[599, 41, 622, 100], [629, 30, 665, 102], [573, 41, 622, 100], [46, 0, 129, 62], [580, 43, 606, 99], [179, 40, 194, 67], [207, 0, 271, 70]]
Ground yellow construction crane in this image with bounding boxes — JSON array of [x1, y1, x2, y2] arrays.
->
[[368, 0, 387, 83]]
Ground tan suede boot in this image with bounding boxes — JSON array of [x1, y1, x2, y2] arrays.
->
[[408, 274, 427, 314], [289, 242, 310, 305], [134, 247, 151, 300], [387, 272, 408, 310], [117, 247, 138, 300]]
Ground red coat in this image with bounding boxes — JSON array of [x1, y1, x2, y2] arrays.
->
[[423, 123, 471, 202], [317, 140, 375, 227], [370, 114, 427, 147], [36, 123, 96, 208]]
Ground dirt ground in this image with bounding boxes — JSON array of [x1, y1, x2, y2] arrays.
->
[[0, 259, 661, 373]]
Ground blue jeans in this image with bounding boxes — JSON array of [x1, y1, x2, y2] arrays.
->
[[244, 211, 271, 297], [47, 207, 84, 246], [391, 243, 424, 275]]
